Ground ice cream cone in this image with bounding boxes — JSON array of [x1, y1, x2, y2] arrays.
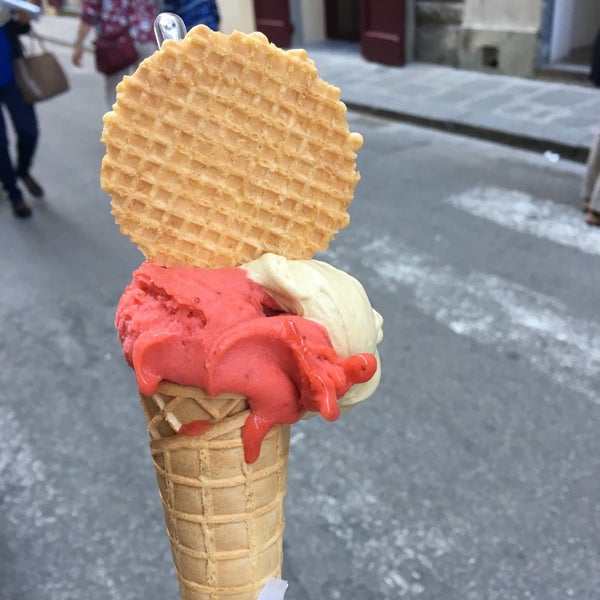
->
[[140, 382, 290, 600]]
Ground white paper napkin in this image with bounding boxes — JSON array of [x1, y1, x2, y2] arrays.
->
[[257, 578, 288, 600]]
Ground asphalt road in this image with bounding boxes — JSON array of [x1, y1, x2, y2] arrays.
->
[[0, 43, 598, 600]]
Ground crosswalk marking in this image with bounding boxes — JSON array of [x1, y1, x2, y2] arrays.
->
[[445, 186, 600, 256], [329, 232, 599, 404]]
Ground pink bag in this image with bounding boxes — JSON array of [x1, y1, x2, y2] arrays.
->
[[94, 26, 138, 75]]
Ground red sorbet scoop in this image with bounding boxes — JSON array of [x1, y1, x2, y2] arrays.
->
[[116, 262, 377, 462]]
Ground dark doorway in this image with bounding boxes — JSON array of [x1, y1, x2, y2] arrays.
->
[[253, 0, 293, 47], [360, 0, 405, 66], [325, 0, 360, 41]]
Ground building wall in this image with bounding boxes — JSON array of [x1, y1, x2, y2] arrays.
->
[[290, 0, 325, 45], [463, 0, 542, 30], [550, 0, 600, 62], [414, 1, 465, 66], [459, 0, 544, 77], [218, 0, 256, 34], [570, 0, 600, 49], [550, 0, 575, 61], [220, 0, 592, 79]]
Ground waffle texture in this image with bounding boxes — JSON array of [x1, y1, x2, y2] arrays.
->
[[141, 382, 290, 600], [101, 25, 363, 268]]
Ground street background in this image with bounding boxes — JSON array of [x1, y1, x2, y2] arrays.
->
[[0, 17, 599, 600]]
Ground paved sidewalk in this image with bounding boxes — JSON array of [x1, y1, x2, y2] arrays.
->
[[305, 42, 600, 162], [36, 13, 600, 162]]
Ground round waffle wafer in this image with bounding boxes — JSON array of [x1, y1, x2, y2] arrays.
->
[[101, 25, 363, 268]]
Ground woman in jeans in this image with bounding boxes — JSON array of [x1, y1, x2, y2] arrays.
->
[[0, 9, 41, 218], [72, 0, 158, 108]]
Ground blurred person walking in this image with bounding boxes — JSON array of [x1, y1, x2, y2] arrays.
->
[[584, 29, 600, 225], [72, 0, 159, 107], [0, 7, 42, 218], [161, 0, 219, 32], [582, 129, 600, 227], [590, 29, 600, 87]]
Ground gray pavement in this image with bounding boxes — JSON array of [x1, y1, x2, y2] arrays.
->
[[35, 13, 600, 162], [2, 23, 600, 600]]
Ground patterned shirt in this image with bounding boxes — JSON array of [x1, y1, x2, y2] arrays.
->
[[80, 0, 158, 43]]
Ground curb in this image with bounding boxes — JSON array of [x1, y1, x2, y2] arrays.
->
[[346, 102, 590, 164]]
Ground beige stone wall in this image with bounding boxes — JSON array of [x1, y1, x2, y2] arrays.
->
[[459, 0, 544, 76], [296, 0, 325, 44], [217, 0, 256, 34], [415, 1, 465, 66], [458, 29, 539, 77], [462, 0, 543, 31]]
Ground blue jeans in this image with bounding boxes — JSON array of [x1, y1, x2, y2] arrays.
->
[[0, 80, 38, 203]]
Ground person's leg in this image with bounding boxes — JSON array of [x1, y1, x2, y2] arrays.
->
[[105, 69, 125, 108], [104, 42, 157, 108], [135, 41, 157, 63], [0, 103, 31, 217], [3, 81, 41, 197], [0, 104, 20, 200], [585, 171, 600, 226], [582, 130, 600, 208]]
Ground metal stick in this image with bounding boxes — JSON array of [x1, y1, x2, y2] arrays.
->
[[154, 13, 187, 48]]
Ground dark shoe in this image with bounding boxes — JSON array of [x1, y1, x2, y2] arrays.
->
[[11, 200, 32, 218], [18, 173, 44, 198], [585, 211, 600, 227]]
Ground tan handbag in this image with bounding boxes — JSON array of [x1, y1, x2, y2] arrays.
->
[[14, 32, 69, 104]]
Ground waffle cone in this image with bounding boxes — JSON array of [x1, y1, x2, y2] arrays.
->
[[140, 382, 290, 600]]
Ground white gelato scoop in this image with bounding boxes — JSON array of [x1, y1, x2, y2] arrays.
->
[[243, 253, 383, 413]]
